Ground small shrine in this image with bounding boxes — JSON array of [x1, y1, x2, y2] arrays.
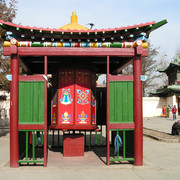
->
[[0, 12, 167, 167]]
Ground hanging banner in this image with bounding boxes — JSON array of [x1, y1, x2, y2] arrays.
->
[[75, 69, 91, 125], [58, 69, 74, 124], [91, 73, 96, 125]]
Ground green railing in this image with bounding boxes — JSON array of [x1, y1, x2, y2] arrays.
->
[[18, 130, 44, 164], [110, 129, 134, 162], [90, 125, 106, 146], [49, 125, 106, 148]]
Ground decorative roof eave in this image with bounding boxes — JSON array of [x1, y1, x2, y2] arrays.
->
[[0, 19, 156, 33], [151, 84, 180, 97], [167, 85, 180, 92], [151, 87, 169, 95], [158, 60, 180, 73], [150, 87, 173, 97], [168, 85, 180, 97], [0, 19, 167, 43]]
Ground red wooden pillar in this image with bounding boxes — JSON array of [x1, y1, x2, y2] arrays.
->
[[106, 56, 110, 165], [133, 50, 143, 166], [44, 56, 47, 167], [10, 54, 19, 167]]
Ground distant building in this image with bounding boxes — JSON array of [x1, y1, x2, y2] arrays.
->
[[151, 58, 180, 114]]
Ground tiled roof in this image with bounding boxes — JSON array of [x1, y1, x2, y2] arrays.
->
[[0, 14, 167, 43], [0, 19, 156, 33], [158, 59, 180, 73], [168, 85, 180, 92], [151, 84, 180, 97]]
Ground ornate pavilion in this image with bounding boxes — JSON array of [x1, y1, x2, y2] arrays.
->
[[0, 12, 167, 167]]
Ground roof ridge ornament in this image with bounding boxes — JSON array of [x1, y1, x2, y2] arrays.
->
[[71, 11, 78, 23], [58, 11, 89, 30]]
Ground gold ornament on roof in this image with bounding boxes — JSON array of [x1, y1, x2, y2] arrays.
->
[[58, 11, 89, 30]]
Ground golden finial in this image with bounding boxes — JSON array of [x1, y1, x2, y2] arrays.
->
[[71, 11, 78, 23], [58, 11, 89, 30]]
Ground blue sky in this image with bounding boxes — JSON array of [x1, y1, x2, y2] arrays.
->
[[14, 0, 180, 61]]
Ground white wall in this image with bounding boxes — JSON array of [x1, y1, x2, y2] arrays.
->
[[166, 95, 177, 109], [0, 99, 10, 119], [0, 91, 10, 126], [143, 97, 166, 117], [143, 95, 178, 117]]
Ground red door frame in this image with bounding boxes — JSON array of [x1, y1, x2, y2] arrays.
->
[[8, 45, 145, 167], [106, 56, 110, 165], [133, 54, 143, 166], [106, 46, 143, 166], [10, 54, 48, 167], [10, 54, 19, 168], [44, 56, 48, 167]]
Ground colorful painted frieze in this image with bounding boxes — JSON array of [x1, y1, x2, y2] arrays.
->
[[4, 40, 148, 48]]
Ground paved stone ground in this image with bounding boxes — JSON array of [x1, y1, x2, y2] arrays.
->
[[1, 134, 180, 180], [0, 116, 180, 179], [143, 128, 180, 142], [143, 116, 180, 142], [143, 116, 178, 134]]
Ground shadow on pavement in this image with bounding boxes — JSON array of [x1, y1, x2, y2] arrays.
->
[[0, 128, 9, 137]]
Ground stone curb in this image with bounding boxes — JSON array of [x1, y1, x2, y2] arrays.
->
[[143, 128, 180, 143]]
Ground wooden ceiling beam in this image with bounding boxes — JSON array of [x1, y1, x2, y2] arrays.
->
[[111, 59, 133, 75], [19, 58, 32, 74]]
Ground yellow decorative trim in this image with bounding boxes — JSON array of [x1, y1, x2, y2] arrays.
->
[[141, 42, 148, 49], [4, 41, 11, 47], [90, 42, 98, 48]]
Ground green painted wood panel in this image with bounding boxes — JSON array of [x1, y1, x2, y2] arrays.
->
[[109, 81, 133, 123], [19, 81, 44, 124], [127, 82, 133, 123], [38, 82, 45, 123], [109, 83, 115, 122]]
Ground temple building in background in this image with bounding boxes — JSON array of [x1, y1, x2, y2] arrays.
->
[[151, 58, 180, 115]]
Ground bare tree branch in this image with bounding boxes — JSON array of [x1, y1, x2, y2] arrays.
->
[[0, 0, 18, 91], [122, 42, 169, 96]]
